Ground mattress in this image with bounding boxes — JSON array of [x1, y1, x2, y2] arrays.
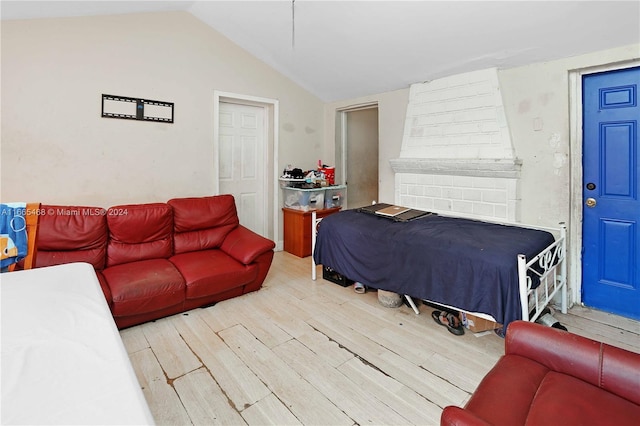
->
[[1, 263, 154, 425]]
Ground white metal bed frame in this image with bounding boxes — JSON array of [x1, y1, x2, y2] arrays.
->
[[311, 211, 568, 324]]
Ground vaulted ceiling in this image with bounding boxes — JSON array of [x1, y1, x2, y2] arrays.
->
[[3, 1, 639, 102]]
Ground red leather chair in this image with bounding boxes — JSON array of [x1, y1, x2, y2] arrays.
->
[[441, 320, 640, 426]]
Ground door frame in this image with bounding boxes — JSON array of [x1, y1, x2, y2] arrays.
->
[[336, 102, 379, 207], [213, 91, 279, 243], [568, 60, 640, 305]]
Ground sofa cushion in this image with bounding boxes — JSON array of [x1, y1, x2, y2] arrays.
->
[[526, 371, 640, 426], [103, 259, 185, 317], [167, 195, 239, 254], [170, 250, 256, 300], [36, 205, 108, 270], [464, 355, 549, 426], [106, 203, 173, 267]]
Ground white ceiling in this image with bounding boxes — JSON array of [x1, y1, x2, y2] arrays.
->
[[3, 1, 640, 102]]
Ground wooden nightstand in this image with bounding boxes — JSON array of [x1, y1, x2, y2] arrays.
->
[[283, 207, 341, 257]]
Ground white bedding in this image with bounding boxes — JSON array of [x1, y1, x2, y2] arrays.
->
[[1, 263, 154, 425]]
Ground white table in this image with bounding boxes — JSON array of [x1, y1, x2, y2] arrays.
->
[[1, 263, 154, 425]]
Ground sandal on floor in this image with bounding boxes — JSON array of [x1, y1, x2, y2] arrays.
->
[[431, 310, 465, 336], [445, 313, 465, 336], [431, 310, 445, 326]]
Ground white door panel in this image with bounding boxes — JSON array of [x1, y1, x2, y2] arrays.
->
[[219, 102, 266, 236]]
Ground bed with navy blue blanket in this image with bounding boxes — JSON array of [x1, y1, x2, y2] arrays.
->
[[313, 209, 557, 330]]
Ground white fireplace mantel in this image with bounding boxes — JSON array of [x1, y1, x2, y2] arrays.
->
[[393, 69, 523, 222], [389, 158, 522, 178]]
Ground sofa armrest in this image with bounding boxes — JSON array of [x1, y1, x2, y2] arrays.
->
[[220, 225, 275, 265], [505, 320, 640, 405], [440, 406, 492, 426]]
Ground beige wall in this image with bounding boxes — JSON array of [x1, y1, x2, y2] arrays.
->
[[1, 12, 324, 210], [501, 44, 640, 298], [325, 44, 640, 230], [3, 11, 638, 254], [500, 43, 640, 227], [324, 88, 410, 204]]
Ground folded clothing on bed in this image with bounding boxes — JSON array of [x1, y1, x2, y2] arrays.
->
[[313, 209, 555, 331]]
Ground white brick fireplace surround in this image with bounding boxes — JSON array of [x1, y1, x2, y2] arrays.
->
[[391, 68, 522, 222]]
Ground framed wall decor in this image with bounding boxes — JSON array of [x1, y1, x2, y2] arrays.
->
[[101, 94, 174, 123]]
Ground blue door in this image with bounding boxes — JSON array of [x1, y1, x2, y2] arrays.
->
[[582, 66, 640, 320]]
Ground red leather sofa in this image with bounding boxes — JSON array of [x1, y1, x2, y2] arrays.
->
[[34, 195, 275, 328], [441, 320, 640, 426]]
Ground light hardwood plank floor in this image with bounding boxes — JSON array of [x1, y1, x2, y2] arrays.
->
[[121, 251, 640, 425]]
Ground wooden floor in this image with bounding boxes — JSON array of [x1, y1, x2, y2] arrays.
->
[[121, 251, 640, 425]]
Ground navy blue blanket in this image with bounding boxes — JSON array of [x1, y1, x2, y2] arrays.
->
[[313, 210, 555, 329]]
